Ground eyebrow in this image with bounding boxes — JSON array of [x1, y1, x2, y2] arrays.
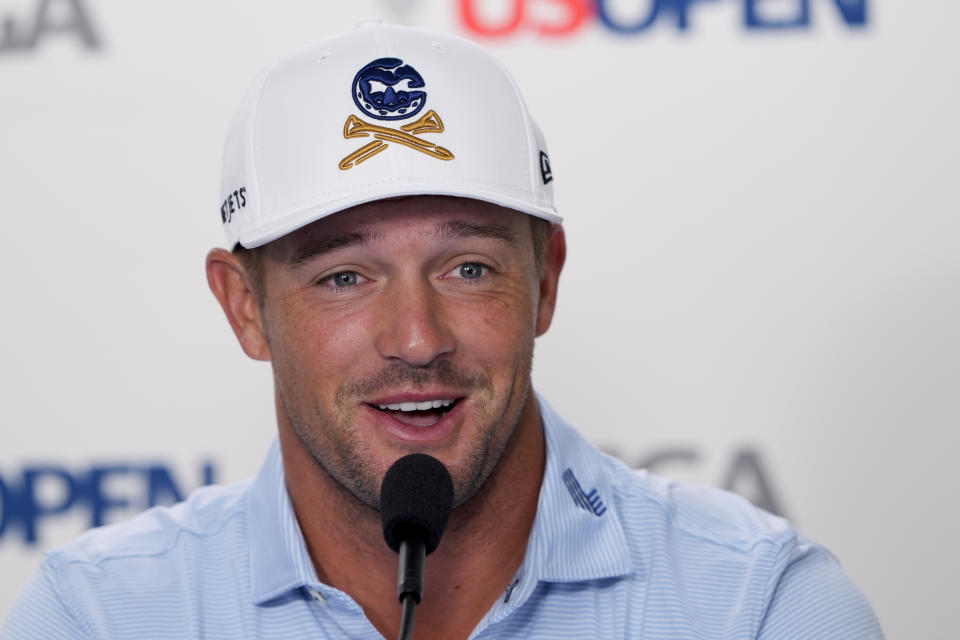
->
[[431, 220, 520, 245], [287, 231, 375, 267], [285, 219, 518, 267]]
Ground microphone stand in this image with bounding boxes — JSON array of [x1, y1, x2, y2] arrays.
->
[[396, 538, 426, 640]]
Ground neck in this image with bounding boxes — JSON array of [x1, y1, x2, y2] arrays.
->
[[278, 393, 546, 640]]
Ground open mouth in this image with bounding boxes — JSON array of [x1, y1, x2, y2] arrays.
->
[[368, 398, 460, 428]]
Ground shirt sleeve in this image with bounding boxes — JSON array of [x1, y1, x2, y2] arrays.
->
[[2, 562, 90, 640], [757, 539, 884, 640]]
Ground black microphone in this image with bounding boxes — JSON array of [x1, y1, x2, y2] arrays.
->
[[379, 454, 454, 640]]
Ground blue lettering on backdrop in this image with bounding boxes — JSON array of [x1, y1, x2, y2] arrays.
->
[[596, 0, 867, 33], [596, 0, 659, 33], [0, 462, 216, 545], [596, 0, 722, 33], [745, 0, 867, 29], [20, 467, 79, 544]]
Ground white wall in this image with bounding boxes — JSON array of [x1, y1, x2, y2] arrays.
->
[[2, 2, 956, 637]]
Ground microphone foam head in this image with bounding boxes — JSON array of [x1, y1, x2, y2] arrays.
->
[[379, 453, 454, 554]]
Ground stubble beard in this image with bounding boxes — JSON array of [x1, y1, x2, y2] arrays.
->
[[278, 352, 534, 513]]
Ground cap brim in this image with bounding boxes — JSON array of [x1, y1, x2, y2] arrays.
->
[[236, 186, 562, 249]]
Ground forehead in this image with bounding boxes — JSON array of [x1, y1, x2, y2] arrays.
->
[[264, 196, 531, 261]]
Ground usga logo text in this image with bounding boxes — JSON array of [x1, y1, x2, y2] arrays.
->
[[0, 0, 100, 54]]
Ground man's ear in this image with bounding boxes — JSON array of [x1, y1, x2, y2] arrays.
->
[[535, 224, 566, 337], [205, 248, 271, 361]]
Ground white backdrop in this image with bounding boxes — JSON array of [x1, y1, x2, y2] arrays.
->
[[2, 1, 957, 638]]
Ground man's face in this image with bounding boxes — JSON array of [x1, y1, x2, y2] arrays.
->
[[252, 196, 555, 509]]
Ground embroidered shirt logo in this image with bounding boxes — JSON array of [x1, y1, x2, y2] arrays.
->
[[340, 57, 454, 170], [562, 469, 606, 516]]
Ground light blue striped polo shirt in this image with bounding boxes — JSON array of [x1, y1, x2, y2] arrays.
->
[[3, 398, 884, 638]]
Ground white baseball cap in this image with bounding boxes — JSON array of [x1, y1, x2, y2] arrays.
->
[[219, 22, 560, 249]]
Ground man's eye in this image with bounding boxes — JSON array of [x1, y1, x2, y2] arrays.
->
[[326, 271, 359, 287], [457, 263, 486, 280]]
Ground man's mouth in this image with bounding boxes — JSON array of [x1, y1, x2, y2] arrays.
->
[[368, 398, 460, 428]]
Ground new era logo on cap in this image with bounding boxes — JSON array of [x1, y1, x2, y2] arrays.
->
[[539, 151, 553, 184]]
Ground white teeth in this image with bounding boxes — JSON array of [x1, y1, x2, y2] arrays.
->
[[376, 399, 455, 411]]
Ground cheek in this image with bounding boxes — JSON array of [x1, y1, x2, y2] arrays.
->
[[451, 294, 536, 369], [270, 299, 376, 388]]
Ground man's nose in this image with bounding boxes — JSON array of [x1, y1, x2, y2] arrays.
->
[[374, 276, 455, 367]]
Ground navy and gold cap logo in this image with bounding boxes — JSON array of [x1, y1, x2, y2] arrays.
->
[[340, 57, 454, 170], [352, 58, 427, 121]]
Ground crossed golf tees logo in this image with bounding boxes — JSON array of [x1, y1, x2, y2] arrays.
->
[[339, 57, 454, 171]]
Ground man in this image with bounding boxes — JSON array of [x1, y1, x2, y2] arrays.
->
[[3, 23, 883, 639]]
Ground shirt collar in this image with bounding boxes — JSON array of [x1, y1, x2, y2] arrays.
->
[[247, 439, 320, 604], [245, 395, 634, 604], [521, 394, 634, 584]]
